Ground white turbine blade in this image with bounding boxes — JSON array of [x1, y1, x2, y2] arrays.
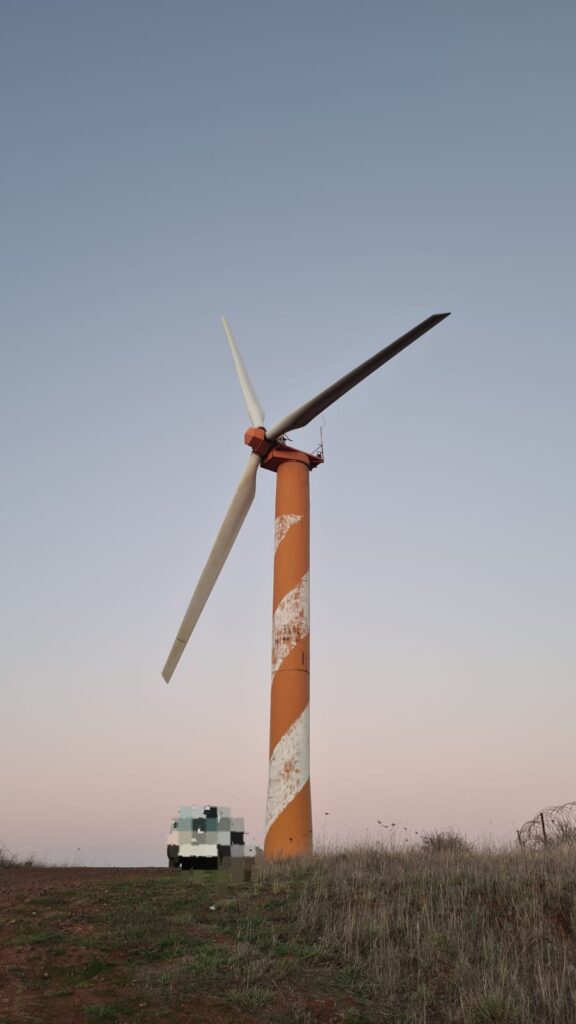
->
[[162, 452, 260, 682], [221, 316, 265, 427], [266, 313, 450, 441]]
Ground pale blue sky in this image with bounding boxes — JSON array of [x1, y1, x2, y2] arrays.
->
[[1, 1, 574, 864]]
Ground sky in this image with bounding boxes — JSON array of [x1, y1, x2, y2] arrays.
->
[[1, 0, 574, 866]]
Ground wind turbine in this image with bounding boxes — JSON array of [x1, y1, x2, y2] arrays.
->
[[162, 312, 450, 858]]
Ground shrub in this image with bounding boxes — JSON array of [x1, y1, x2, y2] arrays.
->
[[0, 844, 41, 868], [419, 828, 473, 853]]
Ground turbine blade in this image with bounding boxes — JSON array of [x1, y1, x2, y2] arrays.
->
[[266, 313, 450, 440], [162, 452, 260, 682], [221, 316, 266, 427]]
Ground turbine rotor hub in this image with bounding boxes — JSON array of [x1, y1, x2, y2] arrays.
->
[[244, 426, 323, 473]]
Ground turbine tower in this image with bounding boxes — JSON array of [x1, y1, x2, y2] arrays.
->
[[162, 312, 450, 858]]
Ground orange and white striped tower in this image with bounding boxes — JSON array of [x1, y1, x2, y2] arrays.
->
[[265, 448, 317, 857], [243, 431, 322, 858]]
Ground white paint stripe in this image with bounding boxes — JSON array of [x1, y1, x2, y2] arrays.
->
[[272, 572, 310, 674], [274, 514, 302, 554], [265, 705, 310, 830]]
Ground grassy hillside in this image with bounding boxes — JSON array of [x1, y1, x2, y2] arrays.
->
[[1, 843, 576, 1023]]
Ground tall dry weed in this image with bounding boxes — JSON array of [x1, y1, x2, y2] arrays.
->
[[251, 843, 576, 1022]]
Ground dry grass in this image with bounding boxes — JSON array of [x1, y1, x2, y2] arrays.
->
[[0, 844, 43, 869], [248, 842, 576, 1022], [2, 842, 576, 1022]]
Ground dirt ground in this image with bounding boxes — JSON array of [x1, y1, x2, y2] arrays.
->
[[0, 867, 265, 1024], [1, 867, 165, 893]]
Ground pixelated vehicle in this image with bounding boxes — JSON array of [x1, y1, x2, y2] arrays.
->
[[167, 804, 257, 877]]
